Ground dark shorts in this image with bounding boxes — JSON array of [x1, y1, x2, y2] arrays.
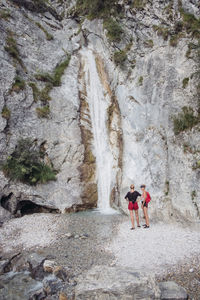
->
[[142, 201, 148, 208], [128, 201, 139, 211]]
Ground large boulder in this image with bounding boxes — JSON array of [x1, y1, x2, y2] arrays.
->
[[75, 266, 161, 299], [158, 281, 188, 300]]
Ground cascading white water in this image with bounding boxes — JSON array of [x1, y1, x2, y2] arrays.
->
[[81, 49, 116, 213]]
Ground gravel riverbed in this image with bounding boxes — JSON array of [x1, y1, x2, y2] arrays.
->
[[0, 211, 200, 299]]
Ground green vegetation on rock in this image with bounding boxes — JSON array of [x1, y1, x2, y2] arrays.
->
[[36, 105, 50, 118], [11, 76, 25, 93], [33, 55, 70, 118], [4, 32, 22, 66], [2, 138, 56, 185], [29, 82, 40, 102], [35, 22, 53, 40], [0, 9, 11, 20], [35, 55, 71, 87], [173, 107, 199, 135], [153, 25, 169, 41], [138, 76, 143, 86], [144, 39, 154, 48], [182, 77, 189, 89], [113, 50, 127, 67], [75, 0, 117, 19], [132, 0, 147, 10], [1, 106, 11, 120], [103, 18, 124, 43], [179, 8, 200, 39]]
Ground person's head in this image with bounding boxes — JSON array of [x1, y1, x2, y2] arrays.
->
[[140, 184, 146, 191], [130, 184, 135, 190]]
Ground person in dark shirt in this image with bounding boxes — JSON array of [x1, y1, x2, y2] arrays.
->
[[125, 184, 141, 230]]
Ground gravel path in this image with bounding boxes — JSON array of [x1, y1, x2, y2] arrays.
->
[[1, 212, 200, 299], [0, 214, 60, 253], [107, 220, 200, 275]]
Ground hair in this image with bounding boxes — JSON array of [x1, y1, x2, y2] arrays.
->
[[140, 184, 146, 188], [130, 184, 135, 189]]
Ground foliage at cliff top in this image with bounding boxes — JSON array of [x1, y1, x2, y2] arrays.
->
[[75, 0, 118, 19], [2, 138, 56, 185]]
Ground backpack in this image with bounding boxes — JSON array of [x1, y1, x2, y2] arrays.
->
[[146, 192, 151, 204]]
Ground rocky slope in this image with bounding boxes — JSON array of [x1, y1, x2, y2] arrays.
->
[[0, 0, 200, 221]]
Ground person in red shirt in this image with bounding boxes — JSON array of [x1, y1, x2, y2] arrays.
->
[[140, 184, 150, 228], [125, 184, 141, 230]]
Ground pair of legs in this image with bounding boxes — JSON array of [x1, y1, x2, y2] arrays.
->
[[142, 204, 149, 227], [129, 209, 140, 229]]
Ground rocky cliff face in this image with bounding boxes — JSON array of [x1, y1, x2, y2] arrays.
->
[[0, 0, 199, 221]]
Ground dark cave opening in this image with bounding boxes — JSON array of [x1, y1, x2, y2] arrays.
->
[[1, 194, 59, 216], [17, 200, 59, 216], [1, 193, 13, 211]]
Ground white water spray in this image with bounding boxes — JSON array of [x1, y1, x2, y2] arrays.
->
[[81, 49, 116, 214]]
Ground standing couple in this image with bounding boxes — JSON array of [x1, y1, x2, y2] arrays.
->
[[125, 184, 150, 230]]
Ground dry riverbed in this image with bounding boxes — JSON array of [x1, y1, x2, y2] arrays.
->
[[0, 211, 200, 299]]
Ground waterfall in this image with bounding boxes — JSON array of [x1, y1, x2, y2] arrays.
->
[[81, 49, 116, 213]]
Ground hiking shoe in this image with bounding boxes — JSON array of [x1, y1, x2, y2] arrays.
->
[[130, 227, 135, 230]]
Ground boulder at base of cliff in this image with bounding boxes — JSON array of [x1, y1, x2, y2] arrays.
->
[[75, 266, 188, 300], [75, 265, 161, 299]]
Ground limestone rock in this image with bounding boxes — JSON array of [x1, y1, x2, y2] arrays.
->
[[75, 265, 161, 299], [43, 260, 57, 273], [158, 281, 188, 300]]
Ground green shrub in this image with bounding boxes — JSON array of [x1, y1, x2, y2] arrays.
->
[[182, 77, 189, 89], [113, 50, 127, 66], [1, 106, 11, 120], [29, 82, 40, 102], [132, 0, 147, 9], [53, 57, 71, 86], [11, 76, 25, 93], [35, 22, 53, 40], [103, 18, 124, 42], [4, 32, 22, 65], [0, 9, 11, 20], [179, 8, 200, 39], [173, 106, 199, 135], [138, 76, 143, 86], [36, 105, 50, 118], [2, 138, 56, 185], [35, 55, 71, 87], [75, 0, 116, 19], [34, 55, 71, 105], [40, 84, 52, 102]]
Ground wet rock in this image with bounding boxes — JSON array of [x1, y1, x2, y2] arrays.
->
[[0, 260, 9, 275], [28, 253, 46, 280], [75, 266, 161, 299], [0, 271, 43, 300], [29, 288, 46, 300], [43, 275, 64, 295], [158, 281, 188, 300]]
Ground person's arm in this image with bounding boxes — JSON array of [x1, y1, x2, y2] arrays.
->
[[125, 193, 129, 201]]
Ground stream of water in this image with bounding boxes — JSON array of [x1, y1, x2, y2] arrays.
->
[[82, 49, 116, 214]]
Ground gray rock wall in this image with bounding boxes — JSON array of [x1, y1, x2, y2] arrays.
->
[[0, 0, 199, 221]]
